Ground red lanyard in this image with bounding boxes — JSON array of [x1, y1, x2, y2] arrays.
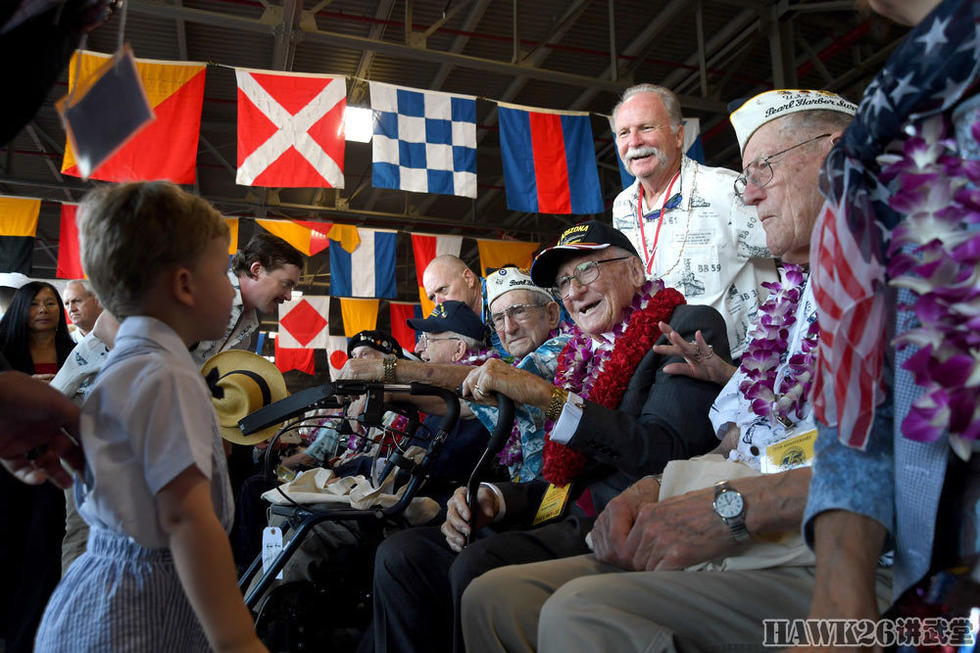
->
[[636, 171, 680, 275]]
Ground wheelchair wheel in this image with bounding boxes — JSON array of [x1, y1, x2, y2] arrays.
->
[[255, 580, 371, 652]]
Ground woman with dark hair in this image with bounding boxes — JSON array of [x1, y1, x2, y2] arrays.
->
[[0, 280, 75, 379], [0, 280, 73, 651]]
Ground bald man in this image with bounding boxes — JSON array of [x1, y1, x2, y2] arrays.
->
[[422, 255, 484, 318]]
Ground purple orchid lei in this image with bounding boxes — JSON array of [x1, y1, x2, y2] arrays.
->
[[551, 279, 664, 402], [738, 264, 819, 426], [496, 327, 564, 473], [880, 114, 980, 451], [459, 345, 501, 366]]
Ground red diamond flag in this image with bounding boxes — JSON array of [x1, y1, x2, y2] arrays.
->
[[278, 296, 330, 348], [236, 69, 346, 188]]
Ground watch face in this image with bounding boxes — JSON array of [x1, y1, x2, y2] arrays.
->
[[715, 490, 744, 519]]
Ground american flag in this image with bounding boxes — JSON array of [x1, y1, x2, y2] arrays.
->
[[809, 0, 980, 449]]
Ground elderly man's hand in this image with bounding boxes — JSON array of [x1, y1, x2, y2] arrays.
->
[[652, 321, 737, 387], [460, 358, 552, 408], [337, 358, 383, 382], [0, 371, 83, 488], [441, 485, 499, 552], [600, 485, 741, 571], [591, 475, 660, 566], [345, 395, 368, 434]]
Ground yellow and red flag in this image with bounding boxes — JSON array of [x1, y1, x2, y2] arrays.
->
[[61, 51, 206, 183], [256, 219, 359, 257]]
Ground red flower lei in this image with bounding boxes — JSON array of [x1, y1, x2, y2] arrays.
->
[[542, 285, 686, 486]]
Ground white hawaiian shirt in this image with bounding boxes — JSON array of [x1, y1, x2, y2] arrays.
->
[[612, 155, 779, 357]]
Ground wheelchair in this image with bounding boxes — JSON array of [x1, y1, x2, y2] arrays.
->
[[234, 380, 514, 652]]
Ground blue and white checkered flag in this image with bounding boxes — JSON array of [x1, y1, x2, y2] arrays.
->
[[370, 82, 478, 198]]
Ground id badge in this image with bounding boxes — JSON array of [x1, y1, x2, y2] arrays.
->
[[760, 425, 818, 474], [533, 483, 572, 525]]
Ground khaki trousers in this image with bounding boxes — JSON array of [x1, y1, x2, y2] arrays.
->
[[462, 554, 893, 653]]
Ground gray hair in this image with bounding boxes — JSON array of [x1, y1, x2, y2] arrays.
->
[[454, 333, 483, 352], [66, 279, 95, 296], [610, 84, 683, 133]]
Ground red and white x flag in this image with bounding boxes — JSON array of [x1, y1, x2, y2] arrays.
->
[[236, 69, 346, 188]]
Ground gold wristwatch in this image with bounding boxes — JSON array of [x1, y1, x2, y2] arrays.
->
[[545, 386, 569, 422]]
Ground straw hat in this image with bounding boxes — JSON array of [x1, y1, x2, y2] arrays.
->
[[201, 350, 289, 445]]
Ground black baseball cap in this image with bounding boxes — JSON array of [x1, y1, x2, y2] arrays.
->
[[347, 330, 406, 359], [406, 300, 485, 341], [530, 221, 639, 288]]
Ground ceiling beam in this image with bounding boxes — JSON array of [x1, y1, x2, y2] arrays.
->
[[127, 0, 724, 111]]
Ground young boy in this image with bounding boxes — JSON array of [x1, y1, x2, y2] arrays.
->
[[35, 182, 267, 652]]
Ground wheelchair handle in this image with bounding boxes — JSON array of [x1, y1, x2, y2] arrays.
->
[[465, 392, 515, 544]]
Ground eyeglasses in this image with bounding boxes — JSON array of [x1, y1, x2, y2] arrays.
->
[[416, 334, 460, 350], [733, 133, 831, 197], [489, 303, 546, 329], [554, 256, 631, 299]]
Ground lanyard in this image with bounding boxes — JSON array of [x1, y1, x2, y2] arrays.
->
[[636, 170, 681, 275]]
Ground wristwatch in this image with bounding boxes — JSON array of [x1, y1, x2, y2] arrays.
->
[[712, 481, 750, 543]]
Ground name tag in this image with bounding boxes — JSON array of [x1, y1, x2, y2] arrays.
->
[[262, 526, 285, 580], [760, 427, 818, 474], [533, 483, 571, 525]]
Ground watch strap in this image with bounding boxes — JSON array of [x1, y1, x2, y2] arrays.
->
[[545, 386, 569, 422], [713, 481, 750, 543], [382, 357, 397, 384]]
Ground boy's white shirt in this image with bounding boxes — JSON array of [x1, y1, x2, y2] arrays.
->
[[76, 316, 234, 548]]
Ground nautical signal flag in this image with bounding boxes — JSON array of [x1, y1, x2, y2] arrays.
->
[[410, 233, 463, 316], [389, 302, 423, 354], [370, 81, 478, 198], [327, 335, 349, 380], [339, 298, 379, 337], [236, 69, 346, 188], [277, 295, 331, 349], [61, 51, 206, 184], [497, 103, 603, 215], [476, 239, 540, 277], [329, 228, 396, 298], [274, 335, 315, 374], [0, 196, 40, 274], [224, 218, 239, 255], [57, 204, 84, 279], [256, 219, 362, 259]]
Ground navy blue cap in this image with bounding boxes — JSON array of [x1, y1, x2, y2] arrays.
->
[[530, 220, 639, 288], [347, 330, 405, 359], [406, 300, 485, 341]]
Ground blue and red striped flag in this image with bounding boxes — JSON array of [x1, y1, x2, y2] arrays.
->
[[497, 103, 603, 215]]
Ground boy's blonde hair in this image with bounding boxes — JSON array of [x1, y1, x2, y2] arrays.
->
[[78, 181, 229, 318]]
